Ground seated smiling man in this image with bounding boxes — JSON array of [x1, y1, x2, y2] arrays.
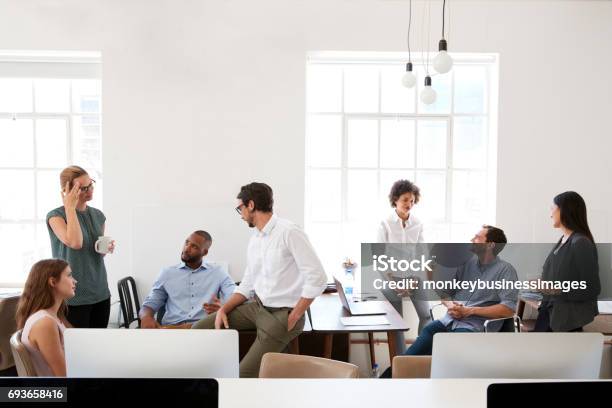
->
[[139, 230, 236, 328], [380, 225, 519, 378]]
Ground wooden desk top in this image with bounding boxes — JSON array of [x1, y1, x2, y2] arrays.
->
[[308, 293, 409, 333]]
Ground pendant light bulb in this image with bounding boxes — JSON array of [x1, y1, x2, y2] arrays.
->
[[433, 39, 453, 74], [401, 62, 417, 88], [420, 75, 437, 105]]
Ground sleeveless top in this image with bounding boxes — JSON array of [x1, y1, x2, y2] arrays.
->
[[46, 205, 110, 305], [22, 310, 67, 376]]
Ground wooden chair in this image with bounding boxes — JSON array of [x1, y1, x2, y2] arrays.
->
[[258, 352, 359, 378]]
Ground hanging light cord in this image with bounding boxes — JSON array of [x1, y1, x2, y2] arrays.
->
[[407, 0, 412, 62], [442, 0, 446, 39]]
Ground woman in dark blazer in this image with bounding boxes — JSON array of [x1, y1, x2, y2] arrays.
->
[[534, 191, 600, 332]]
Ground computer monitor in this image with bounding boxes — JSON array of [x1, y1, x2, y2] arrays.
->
[[431, 332, 603, 379], [65, 329, 239, 378]]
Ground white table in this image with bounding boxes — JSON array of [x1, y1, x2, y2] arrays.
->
[[218, 378, 612, 408]]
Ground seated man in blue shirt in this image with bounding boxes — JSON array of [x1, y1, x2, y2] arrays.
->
[[139, 230, 236, 328], [380, 225, 518, 377]]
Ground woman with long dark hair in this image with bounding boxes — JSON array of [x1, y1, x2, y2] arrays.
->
[[534, 191, 600, 332], [15, 259, 76, 376]]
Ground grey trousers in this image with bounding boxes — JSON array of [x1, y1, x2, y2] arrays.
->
[[191, 301, 304, 378]]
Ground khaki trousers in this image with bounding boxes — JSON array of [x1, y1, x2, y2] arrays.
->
[[191, 301, 304, 378]]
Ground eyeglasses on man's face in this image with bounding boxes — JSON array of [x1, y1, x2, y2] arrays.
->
[[235, 203, 245, 215]]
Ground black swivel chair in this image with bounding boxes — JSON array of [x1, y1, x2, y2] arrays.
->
[[483, 315, 522, 332], [117, 277, 141, 328]]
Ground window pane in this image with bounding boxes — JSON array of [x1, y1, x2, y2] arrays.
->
[[36, 222, 52, 259], [307, 65, 342, 113], [347, 170, 378, 221], [0, 79, 33, 113], [0, 119, 33, 167], [37, 170, 62, 220], [344, 220, 378, 263], [72, 79, 101, 113], [72, 115, 101, 170], [34, 79, 70, 113], [415, 170, 446, 222], [307, 169, 341, 222], [0, 170, 34, 220], [344, 66, 379, 113], [425, 223, 450, 242], [453, 116, 488, 169], [452, 171, 487, 223], [417, 67, 451, 114], [380, 119, 415, 168], [347, 119, 378, 168], [454, 65, 487, 114], [307, 115, 342, 167], [380, 65, 415, 113], [0, 223, 36, 283], [417, 120, 447, 168], [36, 119, 67, 168], [306, 222, 341, 280], [450, 223, 481, 242]]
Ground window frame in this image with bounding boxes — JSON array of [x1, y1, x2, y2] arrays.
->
[[305, 52, 499, 271], [0, 51, 102, 285]]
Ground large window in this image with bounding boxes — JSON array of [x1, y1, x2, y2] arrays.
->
[[0, 51, 102, 284], [305, 52, 498, 275]]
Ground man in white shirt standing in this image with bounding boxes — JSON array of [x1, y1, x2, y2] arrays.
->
[[192, 182, 328, 377]]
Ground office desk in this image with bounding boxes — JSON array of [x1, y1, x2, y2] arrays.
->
[[308, 293, 409, 365], [218, 379, 612, 408]]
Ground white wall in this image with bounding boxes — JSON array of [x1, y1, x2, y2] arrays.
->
[[2, 0, 611, 374]]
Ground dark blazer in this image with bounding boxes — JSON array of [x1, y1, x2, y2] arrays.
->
[[541, 232, 600, 331]]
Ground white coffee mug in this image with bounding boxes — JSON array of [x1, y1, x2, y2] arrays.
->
[[95, 236, 114, 254]]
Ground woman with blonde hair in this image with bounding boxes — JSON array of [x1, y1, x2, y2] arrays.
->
[[46, 165, 114, 328], [16, 259, 76, 376]]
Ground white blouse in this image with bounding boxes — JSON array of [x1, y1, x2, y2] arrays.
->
[[377, 211, 424, 243]]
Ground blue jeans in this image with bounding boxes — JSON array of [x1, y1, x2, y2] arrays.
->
[[380, 320, 474, 378]]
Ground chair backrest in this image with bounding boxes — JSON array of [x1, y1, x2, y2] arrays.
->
[[392, 355, 432, 378], [259, 352, 359, 378], [484, 316, 521, 332], [0, 296, 19, 370], [9, 330, 37, 376], [117, 277, 140, 328]]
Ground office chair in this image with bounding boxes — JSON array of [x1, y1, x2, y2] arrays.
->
[[10, 331, 38, 376], [392, 355, 432, 378], [430, 303, 521, 332], [484, 315, 522, 332], [117, 277, 141, 328], [259, 352, 359, 378], [0, 296, 19, 372]]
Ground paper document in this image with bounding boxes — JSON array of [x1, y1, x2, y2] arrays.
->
[[340, 316, 390, 326]]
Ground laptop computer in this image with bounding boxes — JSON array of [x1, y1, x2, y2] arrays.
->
[[334, 277, 387, 316]]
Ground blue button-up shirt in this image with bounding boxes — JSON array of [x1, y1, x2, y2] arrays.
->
[[142, 262, 236, 325], [438, 255, 519, 331]]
